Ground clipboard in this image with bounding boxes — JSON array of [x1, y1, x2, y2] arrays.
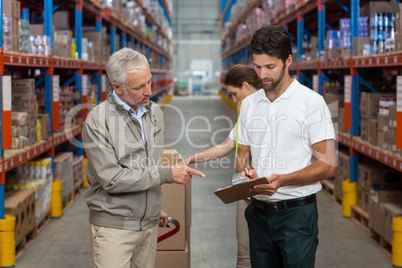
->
[[214, 177, 268, 204]]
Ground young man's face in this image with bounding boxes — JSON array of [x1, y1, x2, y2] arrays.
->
[[113, 63, 152, 111], [252, 54, 289, 92]]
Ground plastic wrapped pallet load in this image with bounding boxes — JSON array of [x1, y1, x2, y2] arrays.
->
[[54, 152, 74, 200]]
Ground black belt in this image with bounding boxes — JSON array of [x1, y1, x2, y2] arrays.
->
[[251, 194, 316, 212]]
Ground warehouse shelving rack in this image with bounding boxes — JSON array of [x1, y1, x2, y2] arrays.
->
[[220, 0, 402, 174], [220, 0, 402, 263], [0, 0, 173, 246]]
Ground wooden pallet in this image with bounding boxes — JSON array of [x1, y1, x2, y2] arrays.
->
[[15, 229, 36, 261], [62, 192, 75, 213], [333, 193, 342, 208], [351, 205, 369, 232], [369, 228, 392, 257]]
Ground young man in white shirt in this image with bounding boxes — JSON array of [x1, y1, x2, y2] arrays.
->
[[237, 25, 336, 268]]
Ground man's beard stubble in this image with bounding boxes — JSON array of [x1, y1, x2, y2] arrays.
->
[[261, 65, 286, 92]]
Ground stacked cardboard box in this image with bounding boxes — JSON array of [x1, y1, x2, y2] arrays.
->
[[155, 150, 190, 268], [37, 114, 50, 141], [334, 149, 350, 198], [369, 191, 402, 244], [59, 86, 76, 131], [52, 11, 69, 31], [73, 156, 84, 190], [54, 152, 74, 200], [358, 161, 402, 212], [321, 82, 344, 120], [53, 30, 73, 58], [11, 112, 29, 148], [387, 105, 398, 153], [5, 189, 36, 246], [12, 79, 38, 146], [83, 32, 101, 62], [391, 1, 402, 51], [359, 92, 395, 146]]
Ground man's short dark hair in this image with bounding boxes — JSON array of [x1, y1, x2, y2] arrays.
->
[[250, 25, 292, 64]]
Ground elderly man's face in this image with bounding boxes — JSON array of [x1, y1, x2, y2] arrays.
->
[[114, 63, 152, 112]]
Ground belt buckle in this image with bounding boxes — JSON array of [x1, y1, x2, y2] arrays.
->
[[270, 202, 278, 211]]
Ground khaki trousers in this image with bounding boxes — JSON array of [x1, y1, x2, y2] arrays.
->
[[90, 223, 158, 268], [236, 199, 251, 268]]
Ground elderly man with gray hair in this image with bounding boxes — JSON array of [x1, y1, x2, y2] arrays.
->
[[82, 47, 204, 268]]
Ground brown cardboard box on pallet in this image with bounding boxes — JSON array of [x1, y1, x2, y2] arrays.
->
[[367, 119, 378, 146], [358, 162, 402, 191], [5, 189, 36, 246], [358, 189, 375, 212], [383, 202, 402, 244], [155, 242, 190, 268], [369, 191, 402, 236], [158, 150, 191, 251]]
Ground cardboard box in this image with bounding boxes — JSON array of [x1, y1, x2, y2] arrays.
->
[[368, 119, 377, 146], [360, 1, 394, 17], [155, 243, 190, 268], [383, 202, 402, 244], [38, 114, 50, 140], [30, 23, 44, 36], [337, 149, 350, 174], [339, 108, 345, 133], [12, 0, 20, 19], [360, 92, 396, 118], [12, 78, 35, 92], [52, 11, 69, 30], [3, 0, 12, 16], [360, 117, 368, 142], [158, 184, 186, 251], [54, 30, 72, 58], [83, 32, 102, 62], [377, 114, 389, 132], [323, 93, 344, 107], [389, 105, 397, 129], [5, 190, 24, 245], [340, 47, 351, 59], [377, 131, 386, 149], [390, 1, 402, 32], [358, 189, 375, 212], [387, 128, 397, 152], [158, 150, 191, 251], [358, 163, 402, 191], [395, 32, 402, 51], [353, 36, 370, 56], [369, 191, 402, 236], [5, 189, 36, 246], [369, 195, 380, 233]]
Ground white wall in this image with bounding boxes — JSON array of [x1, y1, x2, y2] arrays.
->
[[172, 0, 222, 90]]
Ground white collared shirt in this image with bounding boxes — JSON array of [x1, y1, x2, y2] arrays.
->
[[238, 79, 335, 201], [112, 91, 147, 146]]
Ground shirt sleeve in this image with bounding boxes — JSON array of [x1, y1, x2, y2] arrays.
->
[[238, 102, 250, 145], [306, 96, 336, 145], [228, 122, 237, 141]]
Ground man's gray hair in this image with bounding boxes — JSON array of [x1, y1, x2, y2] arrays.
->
[[106, 47, 149, 86]]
